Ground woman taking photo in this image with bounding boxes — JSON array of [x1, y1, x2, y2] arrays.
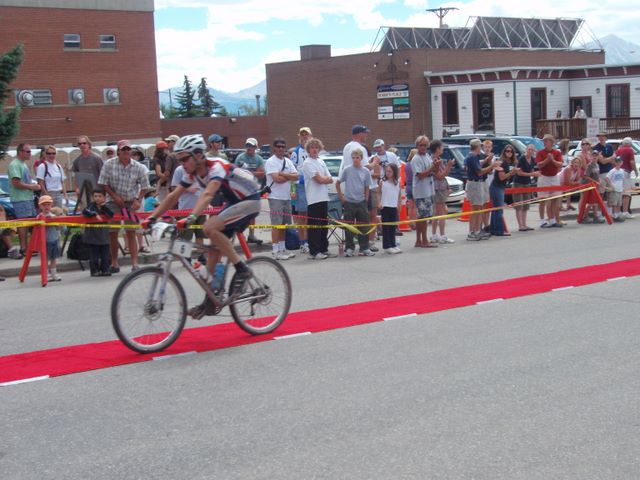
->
[[512, 144, 539, 231], [489, 145, 518, 236]]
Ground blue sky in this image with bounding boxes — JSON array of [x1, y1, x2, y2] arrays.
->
[[153, 0, 639, 93]]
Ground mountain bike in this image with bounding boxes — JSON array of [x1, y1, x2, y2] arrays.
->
[[111, 221, 292, 353]]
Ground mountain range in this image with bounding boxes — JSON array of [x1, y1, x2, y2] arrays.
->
[[158, 35, 640, 113]]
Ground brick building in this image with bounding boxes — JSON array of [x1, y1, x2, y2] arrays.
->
[[0, 0, 161, 147], [266, 18, 605, 151]]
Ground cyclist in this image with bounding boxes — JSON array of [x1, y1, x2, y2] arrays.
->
[[143, 134, 262, 318]]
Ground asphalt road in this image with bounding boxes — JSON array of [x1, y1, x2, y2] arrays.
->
[[1, 212, 639, 479]]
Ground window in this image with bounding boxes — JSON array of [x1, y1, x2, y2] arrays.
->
[[606, 84, 630, 118], [99, 34, 116, 50], [64, 33, 81, 49], [472, 89, 494, 132], [530, 88, 547, 136], [442, 91, 459, 125]]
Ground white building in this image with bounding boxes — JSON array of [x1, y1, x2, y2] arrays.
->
[[427, 64, 640, 139]]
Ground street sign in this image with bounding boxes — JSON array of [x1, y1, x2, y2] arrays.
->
[[377, 84, 409, 99], [378, 113, 394, 120], [393, 97, 410, 106], [393, 104, 410, 114], [377, 106, 393, 114], [586, 117, 599, 138], [394, 113, 410, 120]]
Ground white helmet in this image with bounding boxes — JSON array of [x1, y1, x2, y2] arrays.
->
[[174, 134, 206, 154]]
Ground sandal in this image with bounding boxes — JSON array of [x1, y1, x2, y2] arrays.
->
[[420, 243, 438, 248], [139, 246, 151, 254]]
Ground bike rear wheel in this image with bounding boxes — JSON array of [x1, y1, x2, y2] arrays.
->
[[111, 267, 187, 353], [229, 256, 292, 335]]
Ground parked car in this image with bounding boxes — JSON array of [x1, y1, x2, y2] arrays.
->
[[0, 174, 16, 219], [512, 135, 544, 151], [320, 155, 463, 205], [446, 134, 527, 157]]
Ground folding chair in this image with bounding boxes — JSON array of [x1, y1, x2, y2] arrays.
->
[[327, 193, 344, 249]]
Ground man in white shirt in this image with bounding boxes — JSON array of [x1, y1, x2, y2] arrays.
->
[[36, 145, 68, 208], [265, 137, 298, 260], [340, 124, 369, 175]]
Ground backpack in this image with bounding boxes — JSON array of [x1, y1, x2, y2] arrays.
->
[[285, 229, 301, 250], [67, 232, 90, 261]]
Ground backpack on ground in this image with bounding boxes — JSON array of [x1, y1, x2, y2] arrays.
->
[[285, 229, 300, 250], [67, 232, 90, 261]]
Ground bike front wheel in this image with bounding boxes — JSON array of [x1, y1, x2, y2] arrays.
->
[[111, 267, 187, 353], [229, 256, 292, 335]]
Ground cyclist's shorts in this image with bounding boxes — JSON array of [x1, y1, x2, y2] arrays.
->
[[219, 199, 261, 237]]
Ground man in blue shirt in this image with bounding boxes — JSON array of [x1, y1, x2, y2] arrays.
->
[[593, 132, 615, 207], [464, 139, 497, 241]]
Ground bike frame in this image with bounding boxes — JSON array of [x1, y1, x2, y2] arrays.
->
[[154, 226, 253, 310]]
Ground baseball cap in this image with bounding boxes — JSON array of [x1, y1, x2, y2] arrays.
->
[[469, 138, 482, 148], [208, 133, 224, 143], [352, 124, 370, 135], [373, 139, 385, 148], [597, 131, 607, 137], [117, 139, 132, 150], [156, 140, 169, 149], [245, 137, 258, 147], [164, 134, 180, 143], [299, 127, 312, 135], [38, 195, 53, 205], [623, 137, 632, 145]]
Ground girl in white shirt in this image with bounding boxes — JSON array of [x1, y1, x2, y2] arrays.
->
[[379, 164, 402, 254]]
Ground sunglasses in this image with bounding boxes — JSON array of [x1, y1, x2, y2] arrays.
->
[[120, 147, 131, 151], [274, 144, 286, 148], [78, 142, 88, 145], [581, 142, 591, 146], [46, 152, 56, 155]]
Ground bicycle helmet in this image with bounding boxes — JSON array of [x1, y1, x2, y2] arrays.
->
[[174, 134, 206, 154]]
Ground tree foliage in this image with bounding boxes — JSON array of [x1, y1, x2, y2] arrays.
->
[[174, 75, 198, 118], [197, 77, 222, 117], [0, 44, 23, 156]]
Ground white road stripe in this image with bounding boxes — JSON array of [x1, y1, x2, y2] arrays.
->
[[0, 375, 50, 387], [383, 313, 418, 322], [274, 332, 311, 340], [152, 351, 197, 361], [552, 286, 575, 291], [606, 276, 627, 282], [476, 298, 504, 305]]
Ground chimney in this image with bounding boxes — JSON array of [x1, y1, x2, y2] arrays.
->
[[300, 45, 331, 61]]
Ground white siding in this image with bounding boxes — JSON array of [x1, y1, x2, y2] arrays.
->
[[569, 76, 640, 118]]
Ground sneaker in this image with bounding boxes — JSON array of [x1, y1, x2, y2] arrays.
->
[[368, 244, 379, 252], [247, 236, 263, 245], [131, 265, 140, 272], [540, 220, 550, 228], [311, 252, 328, 260], [478, 231, 491, 240], [466, 232, 481, 241], [90, 271, 100, 277], [322, 251, 338, 258], [430, 235, 440, 243], [624, 212, 634, 219], [229, 267, 252, 295], [273, 251, 291, 260], [391, 247, 403, 254], [439, 236, 455, 244], [48, 274, 61, 282], [358, 249, 375, 256], [613, 215, 625, 223], [285, 250, 296, 258], [7, 247, 23, 260], [300, 243, 310, 254], [594, 217, 606, 224], [344, 248, 355, 257], [551, 222, 563, 228], [188, 304, 206, 320], [385, 248, 395, 254], [109, 266, 120, 274]]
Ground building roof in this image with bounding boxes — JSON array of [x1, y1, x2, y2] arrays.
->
[[425, 63, 640, 77], [375, 16, 601, 52], [0, 0, 154, 11]]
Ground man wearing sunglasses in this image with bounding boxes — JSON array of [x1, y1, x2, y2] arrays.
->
[[9, 143, 41, 254], [98, 139, 151, 273]]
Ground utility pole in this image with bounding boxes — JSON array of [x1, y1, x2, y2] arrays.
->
[[426, 7, 458, 28]]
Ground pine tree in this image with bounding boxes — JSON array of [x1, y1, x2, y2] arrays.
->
[[197, 77, 221, 117], [174, 75, 198, 118], [0, 44, 24, 156]]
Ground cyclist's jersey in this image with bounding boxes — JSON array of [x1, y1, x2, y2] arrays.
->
[[179, 159, 261, 204]]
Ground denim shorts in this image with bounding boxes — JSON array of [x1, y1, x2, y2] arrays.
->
[[13, 200, 37, 219], [294, 185, 307, 212]]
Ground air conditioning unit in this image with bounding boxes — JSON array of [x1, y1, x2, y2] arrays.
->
[[16, 90, 35, 106], [68, 88, 85, 104], [103, 88, 120, 104]]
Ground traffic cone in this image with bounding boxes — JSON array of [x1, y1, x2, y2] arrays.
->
[[458, 197, 471, 222]]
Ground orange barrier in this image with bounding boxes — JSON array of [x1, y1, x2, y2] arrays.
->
[[577, 181, 612, 225], [18, 214, 49, 287]]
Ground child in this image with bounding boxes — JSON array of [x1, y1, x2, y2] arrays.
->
[[582, 154, 606, 224], [143, 190, 159, 212], [336, 150, 374, 257], [83, 188, 114, 276], [379, 163, 402, 254], [430, 140, 455, 244], [606, 157, 626, 221], [39, 195, 62, 282]]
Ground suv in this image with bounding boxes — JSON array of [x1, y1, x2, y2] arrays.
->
[[445, 134, 527, 157]]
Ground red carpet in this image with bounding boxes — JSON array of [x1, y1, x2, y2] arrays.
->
[[2, 258, 639, 384]]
